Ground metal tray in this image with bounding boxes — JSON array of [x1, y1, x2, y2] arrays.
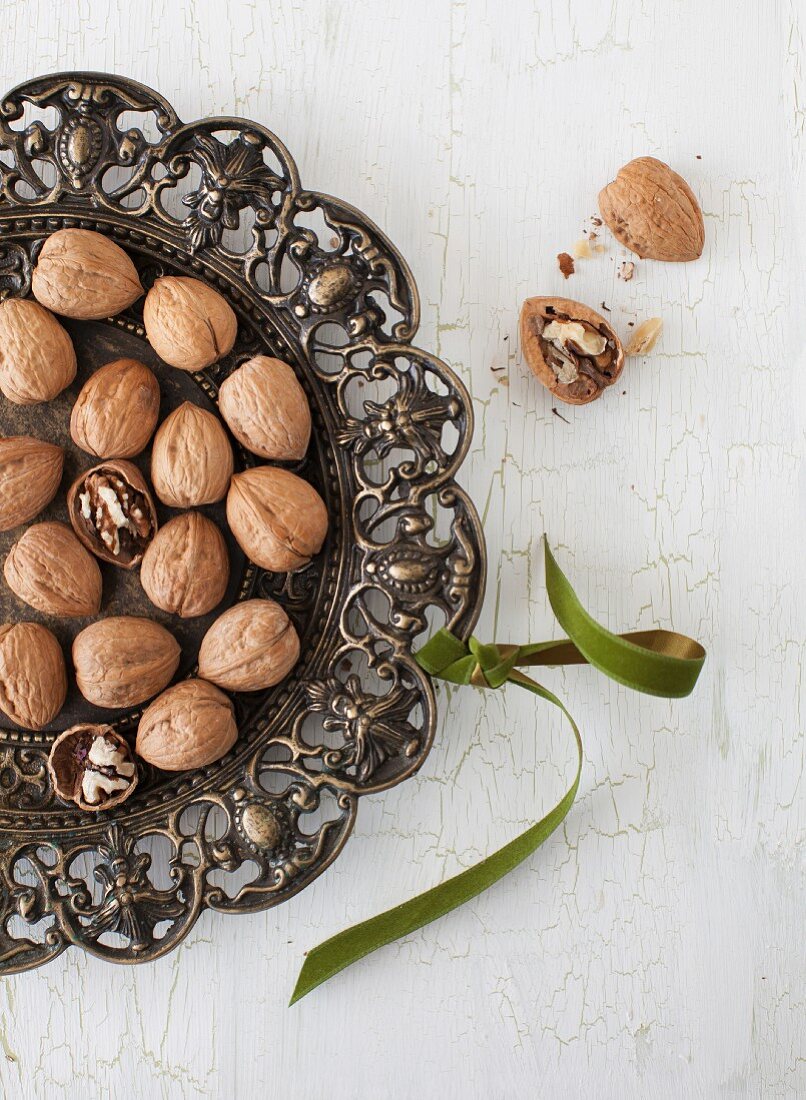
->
[[0, 72, 485, 971]]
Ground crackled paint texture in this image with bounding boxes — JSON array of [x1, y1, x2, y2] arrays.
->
[[0, 1, 804, 1097]]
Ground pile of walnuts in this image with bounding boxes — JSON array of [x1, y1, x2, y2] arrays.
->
[[0, 229, 326, 813]]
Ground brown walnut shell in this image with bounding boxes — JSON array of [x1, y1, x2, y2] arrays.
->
[[150, 402, 234, 508], [143, 276, 237, 371], [72, 616, 181, 709], [0, 436, 64, 531], [218, 356, 311, 460], [198, 599, 300, 691], [520, 297, 624, 406], [4, 521, 102, 618], [70, 358, 160, 459], [598, 157, 704, 262], [136, 678, 238, 771], [0, 298, 77, 405], [49, 724, 138, 812], [67, 459, 158, 569], [31, 228, 144, 319], [140, 512, 229, 619], [226, 466, 328, 572], [0, 621, 67, 730]]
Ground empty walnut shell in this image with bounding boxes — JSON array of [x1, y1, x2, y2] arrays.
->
[[70, 358, 160, 459], [598, 157, 704, 262], [141, 512, 230, 619], [218, 356, 312, 460], [0, 436, 64, 531], [49, 724, 138, 812], [72, 616, 181, 709], [226, 466, 328, 572], [520, 297, 624, 406], [0, 298, 77, 405], [4, 521, 102, 618], [0, 621, 67, 730], [32, 229, 144, 319], [143, 276, 237, 372], [198, 599, 300, 691], [136, 678, 238, 771], [150, 402, 234, 508], [67, 459, 158, 569]]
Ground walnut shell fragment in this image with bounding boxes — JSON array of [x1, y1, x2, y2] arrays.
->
[[0, 436, 64, 531], [598, 157, 704, 262], [72, 616, 181, 709], [226, 466, 328, 572], [141, 512, 230, 619], [0, 621, 67, 730], [0, 298, 77, 405], [32, 229, 144, 319], [70, 358, 160, 459], [136, 678, 238, 771], [198, 599, 300, 691], [219, 356, 312, 460], [143, 276, 237, 372], [4, 521, 102, 618], [49, 724, 138, 812], [67, 459, 157, 568], [520, 296, 624, 405], [150, 402, 234, 508]]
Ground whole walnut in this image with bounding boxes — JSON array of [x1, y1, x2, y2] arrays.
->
[[598, 157, 704, 262], [219, 356, 311, 460], [4, 521, 103, 618], [136, 678, 238, 771], [150, 401, 234, 507], [140, 512, 230, 618], [0, 621, 67, 730], [0, 436, 64, 531], [198, 599, 300, 691], [70, 359, 160, 459], [32, 229, 144, 319], [72, 616, 181, 709], [143, 276, 237, 371], [226, 466, 327, 572], [0, 298, 77, 405]]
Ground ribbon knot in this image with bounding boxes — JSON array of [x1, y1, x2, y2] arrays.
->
[[416, 632, 521, 690]]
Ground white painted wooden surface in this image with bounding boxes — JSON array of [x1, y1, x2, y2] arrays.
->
[[0, 1, 804, 1096]]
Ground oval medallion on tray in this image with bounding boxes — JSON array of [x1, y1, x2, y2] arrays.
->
[[0, 71, 485, 972]]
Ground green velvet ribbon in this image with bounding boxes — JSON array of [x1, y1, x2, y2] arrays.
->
[[290, 538, 705, 1004]]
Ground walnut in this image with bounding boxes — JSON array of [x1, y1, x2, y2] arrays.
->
[[0, 621, 67, 730], [67, 459, 157, 568], [150, 402, 234, 507], [0, 298, 77, 405], [70, 358, 160, 459], [599, 157, 704, 261], [4, 521, 102, 618], [218, 356, 311, 460], [143, 276, 237, 372], [48, 725, 138, 812], [0, 436, 64, 531], [625, 317, 663, 356], [72, 616, 181, 709], [226, 466, 328, 572], [520, 297, 624, 405], [140, 512, 230, 618], [198, 599, 300, 691], [135, 679, 238, 771], [31, 229, 144, 319]]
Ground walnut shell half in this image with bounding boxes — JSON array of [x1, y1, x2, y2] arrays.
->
[[198, 599, 300, 691], [0, 436, 64, 532], [218, 356, 311, 460], [49, 724, 138, 812], [70, 358, 160, 459], [4, 521, 102, 618], [0, 298, 77, 405], [136, 679, 238, 771], [67, 459, 158, 568], [0, 621, 67, 730], [520, 297, 624, 406], [226, 466, 328, 572], [32, 229, 144, 319], [140, 512, 230, 619], [72, 616, 181, 709], [150, 402, 234, 508], [598, 157, 704, 262], [143, 276, 237, 372]]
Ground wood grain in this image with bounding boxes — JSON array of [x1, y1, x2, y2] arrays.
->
[[0, 0, 803, 1096]]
